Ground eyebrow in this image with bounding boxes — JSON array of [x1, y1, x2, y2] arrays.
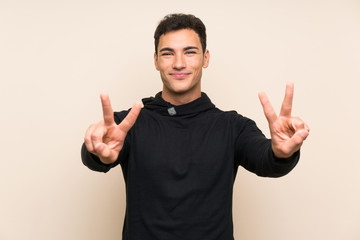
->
[[159, 46, 200, 52], [184, 46, 199, 51]]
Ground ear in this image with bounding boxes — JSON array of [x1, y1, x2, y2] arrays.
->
[[154, 52, 160, 71], [202, 50, 210, 68]]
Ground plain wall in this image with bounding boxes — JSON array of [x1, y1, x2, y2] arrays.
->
[[1, 0, 359, 239]]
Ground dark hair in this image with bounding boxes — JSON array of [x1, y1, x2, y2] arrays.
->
[[154, 13, 207, 54]]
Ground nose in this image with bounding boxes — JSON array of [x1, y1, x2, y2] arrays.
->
[[173, 53, 186, 70]]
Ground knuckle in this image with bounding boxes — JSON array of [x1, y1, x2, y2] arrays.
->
[[85, 125, 94, 136], [297, 121, 305, 128], [91, 133, 101, 141], [292, 117, 305, 127], [84, 135, 91, 143], [294, 116, 303, 122]]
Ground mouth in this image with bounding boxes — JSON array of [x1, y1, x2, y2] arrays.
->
[[169, 72, 190, 79]]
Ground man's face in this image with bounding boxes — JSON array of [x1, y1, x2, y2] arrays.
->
[[154, 29, 210, 100]]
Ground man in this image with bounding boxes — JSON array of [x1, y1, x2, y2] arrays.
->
[[82, 13, 309, 240]]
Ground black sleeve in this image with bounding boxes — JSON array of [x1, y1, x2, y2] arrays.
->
[[234, 116, 299, 178], [80, 110, 130, 173], [81, 143, 116, 173]]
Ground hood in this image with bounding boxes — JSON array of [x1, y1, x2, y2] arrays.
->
[[142, 92, 215, 117]]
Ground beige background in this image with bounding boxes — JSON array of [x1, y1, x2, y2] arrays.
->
[[1, 0, 359, 239]]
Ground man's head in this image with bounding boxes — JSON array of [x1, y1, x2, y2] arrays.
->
[[154, 13, 207, 55], [153, 14, 210, 105]]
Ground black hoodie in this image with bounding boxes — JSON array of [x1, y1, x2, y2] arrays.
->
[[81, 92, 299, 240]]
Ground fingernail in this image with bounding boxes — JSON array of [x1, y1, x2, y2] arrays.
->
[[301, 131, 309, 138], [97, 144, 103, 151]]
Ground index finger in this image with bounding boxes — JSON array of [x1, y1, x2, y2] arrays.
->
[[258, 91, 277, 124], [280, 82, 294, 117], [100, 93, 115, 126]]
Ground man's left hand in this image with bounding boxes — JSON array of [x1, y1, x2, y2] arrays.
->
[[258, 82, 310, 158]]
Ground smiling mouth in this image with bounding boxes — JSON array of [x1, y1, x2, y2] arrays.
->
[[169, 72, 190, 79]]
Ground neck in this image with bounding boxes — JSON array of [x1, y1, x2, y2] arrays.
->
[[161, 90, 201, 106]]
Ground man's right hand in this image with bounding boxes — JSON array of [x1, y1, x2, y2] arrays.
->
[[84, 94, 142, 164]]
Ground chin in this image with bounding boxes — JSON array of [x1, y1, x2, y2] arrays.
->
[[171, 84, 194, 93], [163, 78, 200, 95]]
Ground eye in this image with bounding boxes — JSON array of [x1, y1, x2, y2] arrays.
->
[[161, 52, 173, 56], [185, 51, 197, 55]]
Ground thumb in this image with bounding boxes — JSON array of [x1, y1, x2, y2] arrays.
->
[[95, 142, 118, 164], [289, 130, 309, 148]]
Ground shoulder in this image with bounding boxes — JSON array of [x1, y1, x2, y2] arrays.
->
[[210, 107, 260, 132], [114, 110, 130, 124], [113, 107, 153, 125], [210, 107, 252, 122]]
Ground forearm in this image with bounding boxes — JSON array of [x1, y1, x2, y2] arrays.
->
[[235, 119, 300, 178], [264, 139, 300, 177]]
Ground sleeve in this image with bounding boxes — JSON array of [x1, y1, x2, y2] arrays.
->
[[81, 143, 118, 173], [234, 116, 299, 178], [80, 110, 130, 173]]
